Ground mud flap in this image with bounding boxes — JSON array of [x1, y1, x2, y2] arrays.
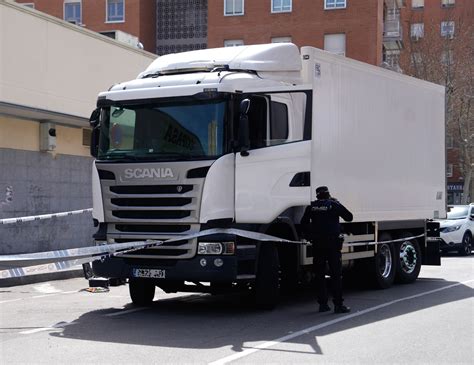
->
[[423, 221, 441, 266]]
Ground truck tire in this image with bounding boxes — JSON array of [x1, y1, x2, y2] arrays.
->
[[395, 233, 421, 284], [254, 243, 280, 310], [458, 232, 472, 256], [372, 233, 396, 289], [129, 279, 155, 306]]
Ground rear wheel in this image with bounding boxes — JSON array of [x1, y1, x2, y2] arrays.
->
[[395, 233, 421, 284], [129, 279, 155, 306], [254, 243, 280, 310], [458, 233, 472, 256], [372, 233, 396, 289]]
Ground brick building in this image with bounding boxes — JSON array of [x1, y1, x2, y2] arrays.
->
[[208, 0, 387, 66], [15, 0, 156, 53], [399, 0, 474, 204]]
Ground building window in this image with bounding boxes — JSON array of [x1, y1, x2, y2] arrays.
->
[[224, 39, 244, 47], [411, 52, 422, 65], [441, 21, 455, 37], [224, 0, 244, 16], [411, 23, 424, 39], [447, 164, 453, 177], [272, 0, 292, 13], [441, 50, 454, 65], [324, 34, 346, 56], [271, 36, 292, 43], [64, 1, 81, 24], [107, 0, 124, 22], [325, 0, 346, 9], [446, 135, 454, 149], [441, 0, 455, 7], [412, 0, 424, 9]]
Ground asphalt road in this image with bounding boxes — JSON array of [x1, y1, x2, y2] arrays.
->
[[1, 254, 473, 365]]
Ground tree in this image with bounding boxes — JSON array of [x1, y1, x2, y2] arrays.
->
[[401, 8, 473, 204]]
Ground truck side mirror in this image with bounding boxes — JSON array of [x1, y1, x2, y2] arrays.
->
[[89, 108, 101, 158], [239, 99, 250, 157]]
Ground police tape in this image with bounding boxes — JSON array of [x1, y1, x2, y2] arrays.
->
[[0, 229, 426, 277], [0, 228, 299, 274], [0, 208, 93, 225]]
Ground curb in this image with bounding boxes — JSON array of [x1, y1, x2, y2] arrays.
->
[[0, 268, 83, 287]]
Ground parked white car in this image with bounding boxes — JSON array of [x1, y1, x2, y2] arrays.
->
[[437, 204, 473, 255]]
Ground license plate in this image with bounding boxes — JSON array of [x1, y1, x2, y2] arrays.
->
[[132, 268, 166, 279]]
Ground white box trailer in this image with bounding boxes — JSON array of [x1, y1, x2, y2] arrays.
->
[[87, 44, 444, 309], [302, 47, 446, 222]]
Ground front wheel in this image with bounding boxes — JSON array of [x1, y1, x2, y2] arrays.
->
[[395, 234, 421, 284], [458, 233, 472, 256], [129, 279, 155, 306]]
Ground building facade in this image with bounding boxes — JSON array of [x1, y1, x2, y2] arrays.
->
[[15, 0, 156, 52], [208, 0, 385, 66], [399, 0, 474, 204], [0, 2, 155, 257], [156, 0, 208, 55]]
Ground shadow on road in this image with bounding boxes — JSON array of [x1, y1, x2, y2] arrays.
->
[[50, 275, 473, 356]]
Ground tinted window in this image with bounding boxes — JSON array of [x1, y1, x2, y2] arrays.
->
[[270, 101, 288, 143]]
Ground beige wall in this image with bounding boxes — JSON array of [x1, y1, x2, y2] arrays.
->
[[0, 1, 156, 121], [0, 116, 90, 157], [0, 116, 39, 151]]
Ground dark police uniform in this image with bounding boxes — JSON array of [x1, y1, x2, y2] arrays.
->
[[301, 189, 353, 311]]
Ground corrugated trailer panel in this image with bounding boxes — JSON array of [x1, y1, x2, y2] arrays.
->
[[301, 47, 446, 222]]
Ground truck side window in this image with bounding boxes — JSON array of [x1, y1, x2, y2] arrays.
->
[[248, 96, 268, 149], [270, 101, 289, 144]]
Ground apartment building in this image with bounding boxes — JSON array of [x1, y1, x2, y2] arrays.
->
[[15, 0, 156, 52], [400, 0, 473, 204], [208, 0, 387, 66]]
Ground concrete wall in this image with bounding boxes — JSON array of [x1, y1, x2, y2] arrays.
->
[[0, 148, 94, 255]]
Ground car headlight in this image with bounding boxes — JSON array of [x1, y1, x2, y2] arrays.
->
[[444, 225, 462, 233], [198, 242, 235, 255]]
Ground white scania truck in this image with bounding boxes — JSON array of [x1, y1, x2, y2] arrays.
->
[[88, 43, 445, 308]]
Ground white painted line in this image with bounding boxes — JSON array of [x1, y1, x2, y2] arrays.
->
[[20, 321, 76, 335], [2, 290, 80, 303], [0, 298, 22, 304], [105, 307, 149, 317], [209, 279, 474, 365]]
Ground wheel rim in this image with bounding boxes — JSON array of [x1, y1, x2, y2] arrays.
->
[[463, 235, 472, 254], [399, 241, 417, 274], [378, 244, 393, 278]]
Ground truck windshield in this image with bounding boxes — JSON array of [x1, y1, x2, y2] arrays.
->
[[97, 98, 228, 161]]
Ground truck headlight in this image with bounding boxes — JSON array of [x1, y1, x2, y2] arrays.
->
[[198, 242, 235, 255], [444, 225, 462, 233]]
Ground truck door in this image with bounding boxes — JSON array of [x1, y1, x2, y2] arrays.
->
[[235, 92, 311, 223]]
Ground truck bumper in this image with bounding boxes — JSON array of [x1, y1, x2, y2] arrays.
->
[[92, 255, 240, 283]]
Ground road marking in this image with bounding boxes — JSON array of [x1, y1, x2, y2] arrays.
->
[[0, 298, 22, 304], [20, 321, 76, 335], [104, 307, 149, 317], [1, 290, 80, 304], [33, 283, 62, 294], [209, 279, 474, 365]]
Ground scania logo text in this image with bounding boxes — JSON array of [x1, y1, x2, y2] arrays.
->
[[123, 168, 174, 179]]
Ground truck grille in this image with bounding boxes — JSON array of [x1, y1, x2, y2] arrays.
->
[[97, 161, 211, 259]]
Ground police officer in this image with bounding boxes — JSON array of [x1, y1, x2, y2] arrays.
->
[[301, 186, 353, 313]]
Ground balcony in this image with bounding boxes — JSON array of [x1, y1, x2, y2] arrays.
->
[[383, 7, 404, 50]]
